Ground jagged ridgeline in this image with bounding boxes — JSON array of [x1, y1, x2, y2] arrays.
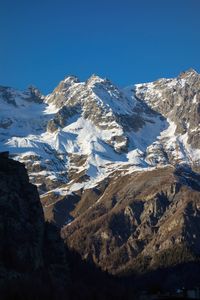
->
[[0, 69, 200, 285]]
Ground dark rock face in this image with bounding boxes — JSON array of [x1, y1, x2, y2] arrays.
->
[[0, 153, 68, 299], [61, 166, 200, 275], [0, 153, 44, 272], [26, 86, 44, 104]]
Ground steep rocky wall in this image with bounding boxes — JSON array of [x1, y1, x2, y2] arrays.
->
[[0, 152, 68, 299]]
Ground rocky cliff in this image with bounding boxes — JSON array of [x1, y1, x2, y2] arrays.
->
[[0, 152, 68, 299]]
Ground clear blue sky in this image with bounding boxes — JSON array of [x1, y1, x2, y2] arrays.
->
[[1, 0, 200, 94]]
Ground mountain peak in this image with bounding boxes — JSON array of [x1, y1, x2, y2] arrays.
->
[[185, 67, 198, 74], [86, 74, 107, 86], [63, 75, 80, 84], [52, 75, 80, 95], [178, 68, 199, 80]]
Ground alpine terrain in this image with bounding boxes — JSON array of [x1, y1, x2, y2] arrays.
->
[[0, 68, 200, 277]]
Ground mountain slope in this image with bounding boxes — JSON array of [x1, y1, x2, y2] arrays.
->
[[61, 165, 200, 274]]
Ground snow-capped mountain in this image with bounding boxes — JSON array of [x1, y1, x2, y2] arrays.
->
[[1, 69, 200, 276], [0, 70, 199, 197]]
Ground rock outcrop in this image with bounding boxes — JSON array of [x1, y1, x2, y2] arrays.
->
[[0, 152, 68, 299]]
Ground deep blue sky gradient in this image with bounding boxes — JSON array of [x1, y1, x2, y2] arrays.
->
[[0, 0, 200, 94]]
